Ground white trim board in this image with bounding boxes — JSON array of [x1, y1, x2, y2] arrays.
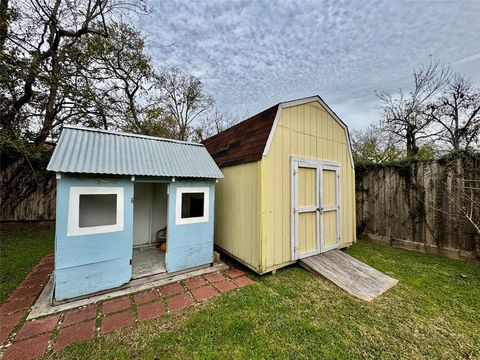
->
[[319, 165, 341, 253], [175, 187, 210, 225], [262, 95, 354, 167], [67, 186, 124, 236]]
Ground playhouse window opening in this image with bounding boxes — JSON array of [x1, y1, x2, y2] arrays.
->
[[175, 187, 209, 225], [181, 192, 205, 218], [79, 194, 117, 227]]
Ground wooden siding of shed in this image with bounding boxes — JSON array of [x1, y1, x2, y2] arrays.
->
[[262, 101, 356, 271], [214, 162, 261, 272]]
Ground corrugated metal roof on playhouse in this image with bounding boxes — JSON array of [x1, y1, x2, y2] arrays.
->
[[48, 125, 223, 178]]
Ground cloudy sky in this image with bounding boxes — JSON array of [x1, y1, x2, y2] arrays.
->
[[132, 0, 480, 130]]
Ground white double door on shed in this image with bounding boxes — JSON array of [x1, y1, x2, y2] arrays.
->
[[291, 158, 341, 260]]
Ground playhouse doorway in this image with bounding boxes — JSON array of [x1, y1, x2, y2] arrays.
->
[[132, 182, 168, 278]]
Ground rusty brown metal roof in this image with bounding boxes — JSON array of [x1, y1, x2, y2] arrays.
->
[[202, 104, 279, 167]]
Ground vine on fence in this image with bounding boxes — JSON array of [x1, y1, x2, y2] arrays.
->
[[356, 150, 480, 259]]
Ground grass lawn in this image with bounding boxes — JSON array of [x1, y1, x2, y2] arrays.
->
[[0, 222, 54, 303], [1, 224, 479, 359]]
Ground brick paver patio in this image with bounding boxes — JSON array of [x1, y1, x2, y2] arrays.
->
[[102, 296, 132, 314], [0, 253, 254, 359]]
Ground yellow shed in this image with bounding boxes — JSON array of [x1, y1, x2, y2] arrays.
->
[[203, 96, 356, 274]]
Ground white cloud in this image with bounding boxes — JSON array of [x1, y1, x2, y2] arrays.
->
[[450, 53, 480, 66], [133, 0, 480, 128]]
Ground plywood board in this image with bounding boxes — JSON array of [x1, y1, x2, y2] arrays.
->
[[299, 250, 398, 301]]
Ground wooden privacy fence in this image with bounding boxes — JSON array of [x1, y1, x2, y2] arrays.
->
[[1, 156, 56, 222], [356, 155, 480, 261], [2, 150, 479, 263]]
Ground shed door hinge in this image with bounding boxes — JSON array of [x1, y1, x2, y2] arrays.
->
[[131, 197, 134, 204], [129, 259, 132, 265]]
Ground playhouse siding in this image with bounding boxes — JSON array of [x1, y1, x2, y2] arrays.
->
[[55, 175, 217, 299], [54, 175, 133, 300], [166, 180, 216, 273], [262, 101, 356, 271], [214, 162, 261, 271]]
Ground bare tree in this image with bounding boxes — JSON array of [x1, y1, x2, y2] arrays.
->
[[376, 60, 450, 158], [155, 67, 214, 141], [425, 73, 480, 151], [427, 173, 480, 253], [448, 176, 480, 236], [193, 109, 238, 142]]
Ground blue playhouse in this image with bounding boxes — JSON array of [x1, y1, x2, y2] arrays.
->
[[47, 126, 223, 301]]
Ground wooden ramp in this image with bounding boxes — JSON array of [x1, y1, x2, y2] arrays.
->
[[299, 250, 398, 301]]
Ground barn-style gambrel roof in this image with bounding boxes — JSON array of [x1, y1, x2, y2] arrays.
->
[[203, 96, 354, 167], [202, 104, 278, 167]]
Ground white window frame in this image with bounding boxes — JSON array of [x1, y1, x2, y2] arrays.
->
[[175, 187, 209, 225], [67, 186, 124, 236]]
